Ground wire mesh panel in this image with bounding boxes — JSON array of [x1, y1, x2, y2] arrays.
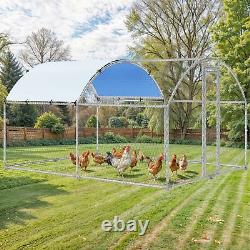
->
[[76, 104, 166, 186], [2, 58, 247, 188], [167, 103, 202, 185], [4, 103, 77, 176]]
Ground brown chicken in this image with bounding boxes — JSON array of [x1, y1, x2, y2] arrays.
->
[[91, 152, 105, 165], [138, 149, 145, 162], [148, 154, 164, 179], [169, 154, 179, 174], [138, 149, 151, 163], [130, 150, 138, 169], [112, 147, 124, 159], [179, 155, 188, 171], [69, 152, 78, 165], [79, 151, 90, 171]]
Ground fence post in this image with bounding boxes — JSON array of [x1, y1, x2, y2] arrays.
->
[[75, 103, 80, 178], [216, 66, 221, 174], [42, 128, 45, 139], [96, 106, 99, 152], [164, 102, 170, 188], [23, 128, 27, 141], [201, 62, 207, 177]]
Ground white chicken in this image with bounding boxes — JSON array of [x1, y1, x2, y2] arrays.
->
[[111, 157, 121, 168], [179, 155, 188, 170], [116, 146, 131, 176]]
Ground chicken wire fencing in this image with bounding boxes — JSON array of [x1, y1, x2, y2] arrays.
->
[[2, 58, 248, 189], [3, 103, 77, 177], [76, 105, 166, 187]]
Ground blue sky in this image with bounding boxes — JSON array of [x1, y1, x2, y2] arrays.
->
[[0, 0, 135, 60]]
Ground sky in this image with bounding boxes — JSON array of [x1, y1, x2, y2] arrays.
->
[[0, 0, 136, 61]]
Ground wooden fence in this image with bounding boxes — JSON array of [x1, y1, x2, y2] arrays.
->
[[0, 126, 229, 143]]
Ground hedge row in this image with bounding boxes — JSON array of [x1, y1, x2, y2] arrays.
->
[[1, 132, 245, 148]]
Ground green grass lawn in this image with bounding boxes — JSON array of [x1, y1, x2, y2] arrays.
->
[[0, 144, 249, 249], [2, 143, 246, 186]]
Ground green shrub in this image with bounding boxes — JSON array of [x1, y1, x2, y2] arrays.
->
[[35, 112, 64, 133], [128, 119, 138, 128], [51, 123, 65, 134], [9, 104, 38, 127], [102, 132, 128, 143], [220, 139, 226, 147], [86, 115, 99, 128], [3, 136, 245, 149], [0, 117, 3, 129], [79, 136, 96, 144], [136, 135, 162, 143], [136, 113, 149, 128], [173, 139, 202, 145], [109, 116, 128, 128]]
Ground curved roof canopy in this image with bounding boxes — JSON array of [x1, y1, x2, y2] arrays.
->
[[6, 60, 163, 104]]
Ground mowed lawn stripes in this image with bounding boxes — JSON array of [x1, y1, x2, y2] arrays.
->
[[0, 144, 249, 250]]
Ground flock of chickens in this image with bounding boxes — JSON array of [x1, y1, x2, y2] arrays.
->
[[69, 146, 188, 180]]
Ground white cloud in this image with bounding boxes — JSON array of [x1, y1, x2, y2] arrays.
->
[[0, 0, 135, 60]]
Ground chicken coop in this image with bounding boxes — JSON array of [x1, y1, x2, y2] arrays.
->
[[2, 58, 248, 189]]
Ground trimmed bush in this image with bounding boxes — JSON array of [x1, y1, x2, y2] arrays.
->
[[51, 123, 65, 134], [102, 132, 128, 143], [136, 135, 162, 143], [35, 112, 65, 134], [109, 116, 128, 128]]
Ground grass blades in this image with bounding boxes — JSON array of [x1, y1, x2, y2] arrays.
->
[[0, 144, 249, 249]]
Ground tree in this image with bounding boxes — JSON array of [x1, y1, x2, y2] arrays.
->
[[1, 32, 24, 61], [86, 115, 99, 128], [0, 82, 7, 106], [59, 105, 72, 126], [136, 112, 149, 128], [0, 51, 23, 92], [123, 107, 142, 120], [99, 107, 117, 127], [0, 82, 7, 120], [20, 28, 71, 67], [126, 0, 220, 137], [0, 33, 12, 61], [211, 0, 250, 141], [9, 104, 38, 127]]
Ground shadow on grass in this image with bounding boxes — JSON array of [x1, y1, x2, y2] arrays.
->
[[131, 168, 140, 172], [0, 175, 67, 230], [176, 174, 189, 180], [169, 170, 199, 184], [155, 177, 167, 183], [121, 173, 144, 179], [185, 170, 199, 175], [82, 169, 95, 173]]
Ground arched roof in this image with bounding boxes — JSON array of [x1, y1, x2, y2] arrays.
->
[[6, 60, 163, 104]]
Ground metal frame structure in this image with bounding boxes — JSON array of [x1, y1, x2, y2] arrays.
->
[[3, 58, 248, 189]]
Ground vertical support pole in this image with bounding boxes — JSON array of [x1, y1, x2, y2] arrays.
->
[[244, 103, 248, 170], [75, 103, 80, 177], [164, 102, 170, 187], [201, 63, 207, 177], [96, 106, 99, 153], [3, 102, 7, 169], [215, 68, 221, 174]]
